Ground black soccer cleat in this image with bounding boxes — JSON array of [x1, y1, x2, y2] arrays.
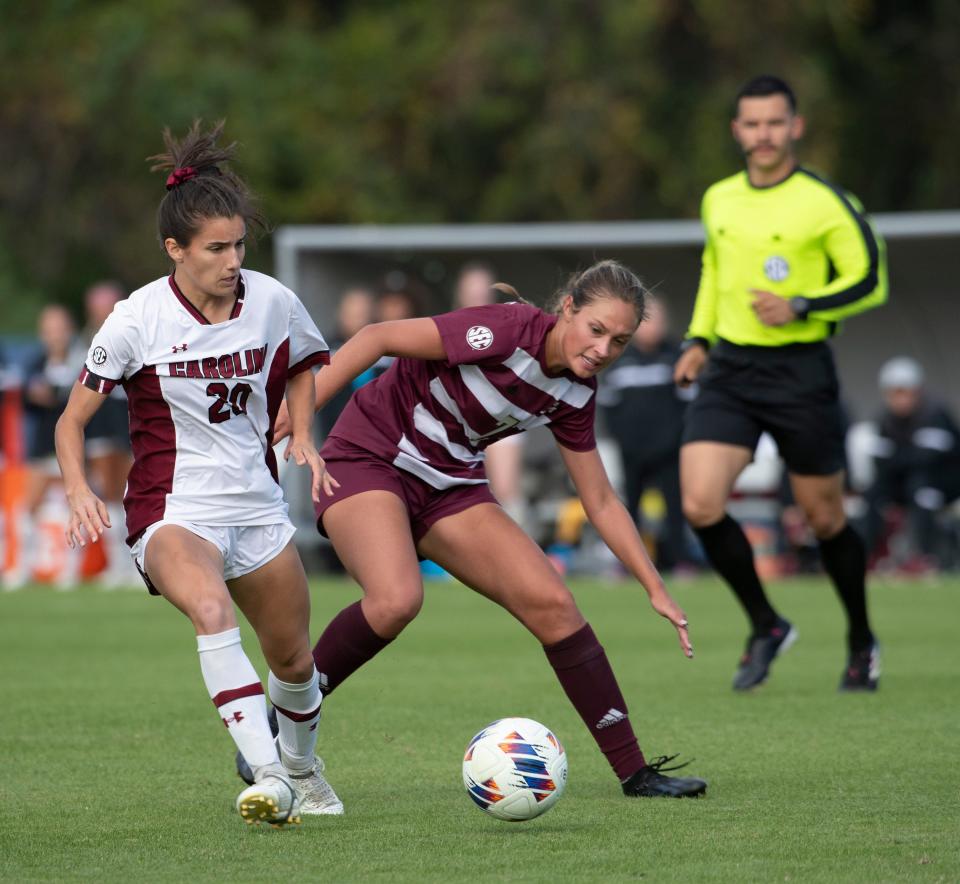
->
[[732, 617, 798, 691], [839, 640, 880, 692], [621, 755, 707, 798], [237, 706, 280, 786]]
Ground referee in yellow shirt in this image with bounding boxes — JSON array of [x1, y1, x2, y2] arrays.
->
[[674, 75, 887, 692]]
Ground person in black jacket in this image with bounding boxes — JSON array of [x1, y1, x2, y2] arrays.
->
[[863, 357, 960, 568], [599, 296, 695, 572]]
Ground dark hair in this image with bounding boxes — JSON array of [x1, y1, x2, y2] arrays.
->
[[547, 259, 647, 321], [147, 119, 265, 248], [734, 75, 797, 115]]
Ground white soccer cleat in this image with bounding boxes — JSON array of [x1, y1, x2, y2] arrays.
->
[[289, 756, 344, 815], [236, 765, 301, 827]]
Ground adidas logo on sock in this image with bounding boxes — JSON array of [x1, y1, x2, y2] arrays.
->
[[596, 708, 627, 729]]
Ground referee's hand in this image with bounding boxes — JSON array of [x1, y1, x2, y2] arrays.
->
[[750, 289, 795, 326], [674, 343, 707, 387]]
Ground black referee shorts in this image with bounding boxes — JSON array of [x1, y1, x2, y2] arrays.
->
[[682, 340, 847, 476]]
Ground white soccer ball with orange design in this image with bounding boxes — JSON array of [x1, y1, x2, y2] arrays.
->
[[462, 717, 567, 821]]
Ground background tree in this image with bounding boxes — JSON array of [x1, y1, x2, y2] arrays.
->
[[1, 0, 957, 329]]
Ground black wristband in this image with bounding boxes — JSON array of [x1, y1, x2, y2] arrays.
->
[[681, 337, 710, 352], [789, 296, 811, 320]]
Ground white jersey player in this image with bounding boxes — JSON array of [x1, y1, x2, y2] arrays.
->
[[81, 268, 327, 545], [55, 121, 342, 826]]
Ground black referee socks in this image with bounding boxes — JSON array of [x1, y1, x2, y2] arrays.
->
[[693, 514, 780, 634], [818, 524, 874, 653]]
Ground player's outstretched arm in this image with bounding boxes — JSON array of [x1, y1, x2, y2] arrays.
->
[[314, 318, 447, 408], [558, 444, 693, 658], [274, 318, 448, 442], [55, 383, 112, 549]]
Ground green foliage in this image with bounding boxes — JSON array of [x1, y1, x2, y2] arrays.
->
[[1, 0, 957, 326], [1, 575, 958, 881]]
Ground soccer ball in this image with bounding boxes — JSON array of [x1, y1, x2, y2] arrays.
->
[[462, 717, 567, 821]]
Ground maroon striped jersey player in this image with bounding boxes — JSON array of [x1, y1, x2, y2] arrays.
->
[[329, 302, 595, 489], [265, 261, 708, 802]]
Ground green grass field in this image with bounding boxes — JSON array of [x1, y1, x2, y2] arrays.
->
[[1, 574, 958, 882]]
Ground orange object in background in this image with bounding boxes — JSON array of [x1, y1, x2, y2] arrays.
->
[[1, 465, 26, 571], [30, 501, 107, 583], [1, 384, 26, 572], [81, 531, 107, 578], [1, 384, 107, 584]]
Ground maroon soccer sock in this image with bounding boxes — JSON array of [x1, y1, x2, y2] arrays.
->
[[543, 623, 645, 780], [311, 601, 392, 696]]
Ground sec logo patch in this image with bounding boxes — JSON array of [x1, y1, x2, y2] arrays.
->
[[764, 255, 790, 282], [466, 325, 494, 350], [92, 346, 107, 366]]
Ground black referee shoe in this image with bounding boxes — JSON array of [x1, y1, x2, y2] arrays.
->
[[839, 641, 880, 692], [732, 618, 798, 691], [237, 706, 280, 786], [621, 755, 707, 798]]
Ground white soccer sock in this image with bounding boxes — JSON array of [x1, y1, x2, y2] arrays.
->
[[197, 628, 279, 772], [268, 668, 322, 775]]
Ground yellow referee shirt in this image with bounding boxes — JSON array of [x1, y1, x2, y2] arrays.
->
[[687, 167, 888, 347]]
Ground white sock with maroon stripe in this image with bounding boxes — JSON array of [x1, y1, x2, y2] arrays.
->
[[268, 668, 321, 775], [197, 628, 279, 774]]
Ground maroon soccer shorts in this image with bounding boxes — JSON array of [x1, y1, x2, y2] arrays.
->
[[315, 436, 498, 543]]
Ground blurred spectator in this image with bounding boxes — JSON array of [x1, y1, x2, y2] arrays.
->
[[318, 286, 376, 438], [598, 296, 696, 573], [4, 305, 85, 588], [371, 281, 423, 380], [452, 261, 527, 526], [338, 286, 377, 339], [377, 287, 421, 323], [862, 357, 960, 569], [453, 261, 499, 308], [81, 281, 136, 587]]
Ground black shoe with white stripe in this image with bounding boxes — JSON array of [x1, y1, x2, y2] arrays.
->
[[839, 641, 880, 692], [732, 617, 797, 691]]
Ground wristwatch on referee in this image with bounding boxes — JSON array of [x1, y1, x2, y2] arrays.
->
[[789, 296, 811, 320], [681, 337, 710, 352]]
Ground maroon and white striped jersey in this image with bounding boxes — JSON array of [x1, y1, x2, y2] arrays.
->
[[80, 270, 329, 543], [329, 303, 596, 489]]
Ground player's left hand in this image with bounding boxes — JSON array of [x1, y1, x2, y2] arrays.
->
[[750, 289, 796, 326], [648, 588, 694, 659], [284, 437, 340, 503]]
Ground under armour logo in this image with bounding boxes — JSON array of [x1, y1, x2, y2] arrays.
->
[[221, 711, 245, 728], [172, 343, 189, 353]]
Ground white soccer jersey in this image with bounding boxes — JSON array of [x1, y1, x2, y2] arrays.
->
[[80, 270, 329, 543]]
